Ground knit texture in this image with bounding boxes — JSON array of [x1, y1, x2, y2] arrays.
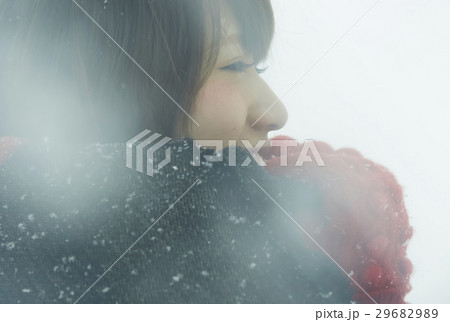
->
[[260, 135, 414, 304], [0, 136, 353, 303]]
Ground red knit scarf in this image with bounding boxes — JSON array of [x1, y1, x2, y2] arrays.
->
[[260, 135, 414, 304]]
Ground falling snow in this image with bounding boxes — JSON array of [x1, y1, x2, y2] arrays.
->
[[228, 215, 247, 224], [319, 291, 333, 298], [172, 273, 183, 282], [4, 242, 15, 250]]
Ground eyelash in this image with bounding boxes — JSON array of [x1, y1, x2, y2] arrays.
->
[[221, 61, 269, 74]]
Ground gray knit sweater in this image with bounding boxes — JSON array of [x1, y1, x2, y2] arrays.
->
[[0, 137, 353, 303]]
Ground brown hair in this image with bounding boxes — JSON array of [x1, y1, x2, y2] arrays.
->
[[0, 0, 274, 143]]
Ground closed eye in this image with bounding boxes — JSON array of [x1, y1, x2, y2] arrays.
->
[[221, 61, 269, 74]]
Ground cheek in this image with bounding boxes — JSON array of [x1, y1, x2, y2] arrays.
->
[[191, 76, 247, 138]]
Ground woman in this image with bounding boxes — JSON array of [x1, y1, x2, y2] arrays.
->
[[0, 0, 412, 303], [0, 0, 286, 145]]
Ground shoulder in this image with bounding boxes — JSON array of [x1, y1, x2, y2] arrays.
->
[[0, 135, 273, 211], [0, 136, 280, 303]]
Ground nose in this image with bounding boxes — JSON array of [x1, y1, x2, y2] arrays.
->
[[246, 75, 288, 134]]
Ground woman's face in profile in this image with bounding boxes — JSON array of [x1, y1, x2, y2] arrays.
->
[[185, 2, 288, 149]]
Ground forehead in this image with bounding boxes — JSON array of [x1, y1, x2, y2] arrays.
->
[[219, 1, 240, 45], [203, 1, 246, 59]]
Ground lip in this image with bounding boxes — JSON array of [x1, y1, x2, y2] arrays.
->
[[259, 135, 297, 161], [234, 135, 297, 161]]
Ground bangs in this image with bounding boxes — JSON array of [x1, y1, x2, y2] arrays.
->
[[201, 0, 274, 78], [227, 0, 275, 64]]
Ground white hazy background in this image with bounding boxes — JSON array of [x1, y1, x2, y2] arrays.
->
[[265, 0, 450, 303]]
